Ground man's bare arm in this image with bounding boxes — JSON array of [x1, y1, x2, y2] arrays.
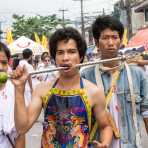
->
[[84, 79, 113, 147], [14, 83, 43, 134], [15, 134, 25, 148], [11, 66, 45, 135], [130, 59, 148, 66], [88, 84, 113, 148], [143, 118, 148, 134], [93, 86, 113, 147]]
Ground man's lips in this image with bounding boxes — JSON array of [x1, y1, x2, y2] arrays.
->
[[102, 50, 118, 54], [60, 64, 71, 70], [106, 48, 116, 51]]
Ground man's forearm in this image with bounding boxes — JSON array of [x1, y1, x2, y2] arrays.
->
[[100, 125, 113, 146], [15, 86, 28, 134], [15, 134, 25, 148], [143, 118, 148, 134]]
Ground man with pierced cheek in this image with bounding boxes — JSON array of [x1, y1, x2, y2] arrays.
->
[[0, 42, 25, 148]]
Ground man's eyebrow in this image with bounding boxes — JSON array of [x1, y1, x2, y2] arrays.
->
[[69, 48, 77, 50], [56, 49, 64, 51], [57, 48, 77, 51], [101, 34, 119, 36]]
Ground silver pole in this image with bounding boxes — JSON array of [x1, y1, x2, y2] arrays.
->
[[29, 55, 126, 75], [29, 67, 67, 75], [75, 56, 125, 68]]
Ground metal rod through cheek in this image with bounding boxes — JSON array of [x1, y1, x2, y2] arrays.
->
[[29, 56, 126, 75]]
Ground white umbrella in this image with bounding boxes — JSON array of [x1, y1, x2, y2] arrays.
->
[[8, 36, 47, 55]]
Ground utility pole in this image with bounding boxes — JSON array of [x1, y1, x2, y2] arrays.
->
[[0, 21, 5, 42], [73, 0, 87, 39], [0, 21, 2, 42], [119, 0, 133, 38], [59, 9, 68, 28], [80, 0, 85, 38], [125, 0, 132, 38]]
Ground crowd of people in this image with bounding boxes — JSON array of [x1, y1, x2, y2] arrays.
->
[[0, 15, 147, 148]]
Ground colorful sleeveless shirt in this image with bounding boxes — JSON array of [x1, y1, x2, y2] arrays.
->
[[41, 78, 92, 148]]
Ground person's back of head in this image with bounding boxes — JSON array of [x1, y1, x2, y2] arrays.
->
[[22, 48, 33, 60], [49, 27, 87, 63], [92, 15, 124, 41], [12, 57, 20, 70]]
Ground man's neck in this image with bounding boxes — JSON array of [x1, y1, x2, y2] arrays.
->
[[102, 61, 119, 68], [101, 54, 119, 68], [60, 72, 80, 82], [58, 73, 80, 89]]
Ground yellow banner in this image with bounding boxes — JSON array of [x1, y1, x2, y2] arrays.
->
[[6, 28, 13, 45], [34, 32, 41, 44]]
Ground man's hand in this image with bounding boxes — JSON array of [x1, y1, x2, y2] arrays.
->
[[11, 66, 29, 88], [93, 140, 109, 148]]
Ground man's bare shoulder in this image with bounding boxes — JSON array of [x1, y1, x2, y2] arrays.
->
[[83, 78, 99, 92], [82, 78, 105, 107], [83, 79, 103, 94], [33, 81, 53, 97]]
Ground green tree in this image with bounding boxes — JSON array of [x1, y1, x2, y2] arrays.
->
[[11, 14, 68, 39]]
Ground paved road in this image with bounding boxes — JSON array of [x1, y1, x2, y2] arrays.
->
[[26, 111, 148, 148], [140, 120, 148, 148], [26, 111, 43, 148]]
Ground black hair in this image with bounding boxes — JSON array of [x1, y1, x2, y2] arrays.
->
[[92, 15, 124, 41], [12, 57, 20, 70], [22, 48, 33, 59], [0, 42, 11, 60], [49, 27, 87, 63]]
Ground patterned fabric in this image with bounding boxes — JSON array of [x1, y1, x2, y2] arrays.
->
[[41, 80, 91, 148]]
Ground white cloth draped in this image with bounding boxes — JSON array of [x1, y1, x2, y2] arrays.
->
[[19, 59, 34, 106], [109, 93, 120, 148], [0, 80, 17, 148]]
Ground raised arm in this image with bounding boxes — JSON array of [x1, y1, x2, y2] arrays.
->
[[11, 66, 43, 134], [14, 84, 43, 134]]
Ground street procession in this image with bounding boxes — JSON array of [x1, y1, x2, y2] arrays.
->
[[0, 0, 148, 148]]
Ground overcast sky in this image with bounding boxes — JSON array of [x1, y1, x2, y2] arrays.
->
[[0, 0, 119, 29]]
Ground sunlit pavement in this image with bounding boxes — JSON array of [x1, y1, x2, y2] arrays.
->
[[26, 110, 43, 148], [141, 120, 148, 148]]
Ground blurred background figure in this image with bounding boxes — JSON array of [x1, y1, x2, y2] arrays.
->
[[37, 52, 58, 82], [19, 48, 34, 106], [12, 57, 20, 70]]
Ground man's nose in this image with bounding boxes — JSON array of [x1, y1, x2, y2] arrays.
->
[[63, 53, 69, 60], [108, 38, 114, 46]]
